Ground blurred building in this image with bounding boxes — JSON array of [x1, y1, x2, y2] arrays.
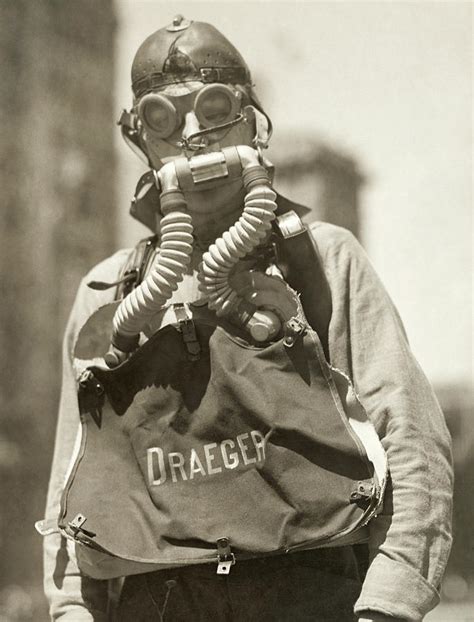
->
[[269, 134, 365, 239], [435, 384, 474, 596], [0, 0, 116, 618]]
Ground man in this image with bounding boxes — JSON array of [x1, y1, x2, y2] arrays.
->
[[41, 16, 453, 621]]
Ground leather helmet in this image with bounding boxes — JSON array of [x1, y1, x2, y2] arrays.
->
[[131, 15, 268, 119]]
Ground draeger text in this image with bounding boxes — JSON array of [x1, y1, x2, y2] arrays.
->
[[147, 430, 267, 486]]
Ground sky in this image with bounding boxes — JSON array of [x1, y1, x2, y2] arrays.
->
[[114, 0, 472, 386]]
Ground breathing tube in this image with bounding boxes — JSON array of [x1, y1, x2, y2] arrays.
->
[[198, 147, 280, 338], [106, 145, 280, 367]]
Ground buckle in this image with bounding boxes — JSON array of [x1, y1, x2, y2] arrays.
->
[[67, 514, 96, 541], [78, 370, 105, 427], [283, 317, 306, 347], [78, 370, 104, 395], [174, 304, 201, 361], [350, 481, 375, 503], [200, 68, 220, 83], [216, 537, 235, 575]]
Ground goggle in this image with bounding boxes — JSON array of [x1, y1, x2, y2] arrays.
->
[[137, 84, 242, 139]]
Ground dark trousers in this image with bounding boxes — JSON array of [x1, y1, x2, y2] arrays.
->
[[116, 547, 363, 621]]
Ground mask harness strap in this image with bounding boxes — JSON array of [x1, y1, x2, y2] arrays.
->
[[252, 107, 271, 150], [178, 113, 245, 151]]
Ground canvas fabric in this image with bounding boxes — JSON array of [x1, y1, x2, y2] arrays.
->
[[59, 298, 384, 577]]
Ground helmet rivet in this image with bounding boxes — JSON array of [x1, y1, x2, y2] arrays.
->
[[166, 14, 191, 32]]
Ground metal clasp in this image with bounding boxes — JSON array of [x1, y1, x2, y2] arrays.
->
[[216, 537, 235, 575], [67, 514, 96, 541], [69, 514, 87, 535], [78, 370, 104, 396], [174, 304, 201, 361], [283, 317, 306, 347], [78, 370, 105, 427], [200, 67, 221, 83], [350, 481, 375, 503]]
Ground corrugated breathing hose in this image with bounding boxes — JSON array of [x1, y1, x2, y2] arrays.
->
[[106, 146, 280, 367], [197, 159, 280, 340]]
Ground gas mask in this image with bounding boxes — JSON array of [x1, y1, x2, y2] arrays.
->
[[108, 16, 284, 366], [128, 80, 273, 242]]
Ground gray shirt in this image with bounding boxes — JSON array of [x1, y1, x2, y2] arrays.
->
[[43, 222, 453, 621]]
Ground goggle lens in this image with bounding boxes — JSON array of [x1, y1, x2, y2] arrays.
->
[[195, 85, 240, 128], [138, 95, 178, 138]]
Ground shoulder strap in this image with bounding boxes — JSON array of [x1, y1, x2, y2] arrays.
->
[[116, 211, 332, 359], [273, 211, 332, 361], [115, 234, 158, 300]]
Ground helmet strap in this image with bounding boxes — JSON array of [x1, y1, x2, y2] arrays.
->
[[249, 106, 271, 151], [118, 109, 151, 166]]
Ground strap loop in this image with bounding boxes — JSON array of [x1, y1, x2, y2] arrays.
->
[[174, 304, 201, 361]]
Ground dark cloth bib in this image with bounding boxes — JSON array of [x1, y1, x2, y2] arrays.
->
[[61, 313, 380, 573]]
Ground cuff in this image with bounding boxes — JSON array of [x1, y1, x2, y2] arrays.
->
[[56, 608, 108, 622], [56, 608, 107, 621], [354, 555, 440, 621]]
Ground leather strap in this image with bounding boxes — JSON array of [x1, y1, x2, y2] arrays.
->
[[120, 205, 332, 359], [273, 210, 332, 361], [115, 234, 157, 300]]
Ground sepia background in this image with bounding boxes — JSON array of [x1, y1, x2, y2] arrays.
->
[[0, 1, 472, 620]]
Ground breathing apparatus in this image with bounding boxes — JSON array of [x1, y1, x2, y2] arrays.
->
[[108, 16, 281, 366]]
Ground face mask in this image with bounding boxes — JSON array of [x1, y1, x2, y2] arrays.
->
[[139, 84, 243, 143], [119, 83, 271, 170]]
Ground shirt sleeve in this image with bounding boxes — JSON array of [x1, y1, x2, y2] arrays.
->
[[312, 223, 453, 621], [43, 251, 130, 620]]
